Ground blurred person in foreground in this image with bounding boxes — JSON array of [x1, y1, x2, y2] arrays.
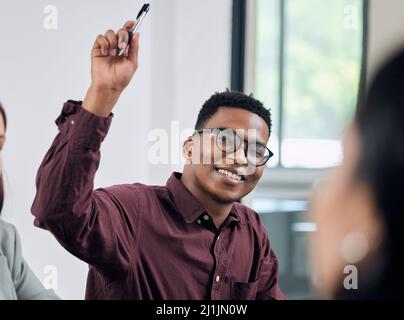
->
[[310, 49, 404, 299]]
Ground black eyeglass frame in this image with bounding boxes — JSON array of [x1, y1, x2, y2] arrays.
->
[[193, 127, 274, 166]]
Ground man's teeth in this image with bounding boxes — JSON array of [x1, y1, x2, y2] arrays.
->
[[217, 169, 242, 181]]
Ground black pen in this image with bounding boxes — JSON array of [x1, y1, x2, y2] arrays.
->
[[118, 3, 150, 56]]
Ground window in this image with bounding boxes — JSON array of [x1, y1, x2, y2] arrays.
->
[[238, 0, 365, 169], [232, 0, 367, 299]]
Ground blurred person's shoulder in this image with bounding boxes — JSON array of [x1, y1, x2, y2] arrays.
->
[[0, 218, 18, 244], [0, 218, 19, 260]]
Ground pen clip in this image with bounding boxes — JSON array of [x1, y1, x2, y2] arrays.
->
[[136, 5, 145, 19], [136, 3, 150, 20], [118, 3, 150, 56]]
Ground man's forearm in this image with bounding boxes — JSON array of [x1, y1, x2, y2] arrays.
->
[[82, 86, 121, 117]]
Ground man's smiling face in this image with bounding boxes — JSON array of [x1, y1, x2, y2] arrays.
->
[[184, 106, 270, 204]]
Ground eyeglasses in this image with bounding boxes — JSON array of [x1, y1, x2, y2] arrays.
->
[[193, 128, 273, 166]]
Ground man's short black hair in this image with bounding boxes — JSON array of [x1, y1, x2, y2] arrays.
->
[[195, 90, 272, 135]]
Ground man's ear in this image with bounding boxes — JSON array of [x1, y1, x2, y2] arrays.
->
[[182, 136, 194, 164]]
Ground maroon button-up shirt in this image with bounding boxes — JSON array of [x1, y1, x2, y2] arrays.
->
[[31, 101, 285, 300]]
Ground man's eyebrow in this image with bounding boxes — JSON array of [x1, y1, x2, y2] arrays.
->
[[243, 137, 267, 147], [253, 141, 268, 148], [214, 127, 267, 146]]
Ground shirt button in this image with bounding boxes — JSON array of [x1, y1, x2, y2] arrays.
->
[[197, 219, 202, 224], [203, 214, 209, 221], [71, 120, 75, 125], [215, 275, 220, 282]]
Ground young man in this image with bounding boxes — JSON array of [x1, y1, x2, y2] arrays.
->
[[31, 21, 284, 300]]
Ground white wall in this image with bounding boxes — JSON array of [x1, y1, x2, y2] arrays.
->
[[0, 0, 231, 299], [149, 0, 232, 184], [367, 0, 404, 80]]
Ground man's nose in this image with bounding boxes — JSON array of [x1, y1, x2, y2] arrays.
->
[[230, 145, 248, 166]]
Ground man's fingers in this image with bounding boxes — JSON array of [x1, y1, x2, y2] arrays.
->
[[123, 20, 136, 31], [92, 22, 136, 57], [105, 29, 118, 56], [117, 29, 129, 51], [119, 21, 136, 54], [128, 32, 140, 65], [93, 35, 110, 56]]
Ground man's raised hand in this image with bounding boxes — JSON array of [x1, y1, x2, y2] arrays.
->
[[83, 21, 140, 117]]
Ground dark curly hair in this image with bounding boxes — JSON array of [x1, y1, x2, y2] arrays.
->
[[195, 90, 272, 135]]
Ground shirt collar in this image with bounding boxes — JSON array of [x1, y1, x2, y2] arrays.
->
[[166, 172, 246, 225]]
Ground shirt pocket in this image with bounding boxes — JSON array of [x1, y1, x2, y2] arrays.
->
[[0, 255, 17, 300], [230, 279, 259, 300]]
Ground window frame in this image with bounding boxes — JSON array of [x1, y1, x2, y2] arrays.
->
[[231, 0, 369, 201]]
